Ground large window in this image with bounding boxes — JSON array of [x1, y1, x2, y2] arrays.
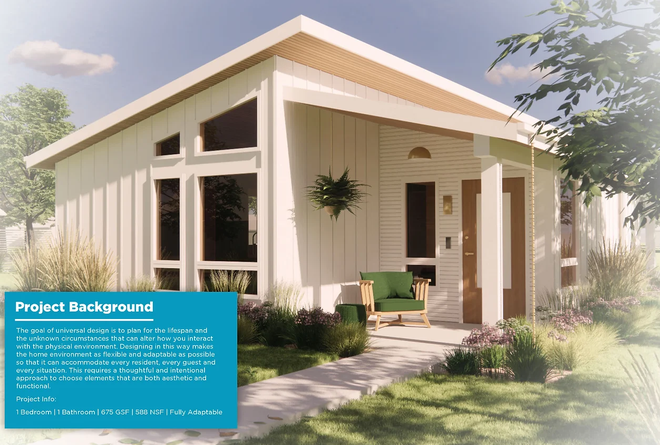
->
[[406, 182, 436, 258], [200, 99, 257, 152], [156, 178, 180, 261], [560, 179, 578, 287], [201, 173, 257, 262]]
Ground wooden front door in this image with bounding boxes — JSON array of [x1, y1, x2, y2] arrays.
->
[[462, 177, 526, 324]]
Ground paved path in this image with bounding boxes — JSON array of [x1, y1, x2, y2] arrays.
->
[[25, 320, 472, 445]]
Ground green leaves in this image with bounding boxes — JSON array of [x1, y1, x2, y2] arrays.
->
[[0, 84, 74, 244], [491, 0, 660, 227], [306, 167, 369, 221]]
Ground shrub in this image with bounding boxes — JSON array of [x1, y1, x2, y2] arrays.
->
[[462, 324, 515, 348], [205, 270, 252, 303], [538, 323, 619, 371], [266, 281, 303, 312], [293, 307, 342, 350], [260, 306, 296, 347], [496, 316, 532, 333], [505, 331, 551, 383], [324, 322, 370, 358], [11, 232, 116, 292], [480, 345, 506, 370], [237, 316, 258, 345], [587, 240, 649, 300], [442, 348, 481, 376], [549, 308, 593, 333]]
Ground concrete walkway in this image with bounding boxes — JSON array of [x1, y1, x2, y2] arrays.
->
[[27, 320, 472, 445]]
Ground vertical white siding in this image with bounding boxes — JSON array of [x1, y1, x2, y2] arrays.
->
[[54, 58, 274, 290]]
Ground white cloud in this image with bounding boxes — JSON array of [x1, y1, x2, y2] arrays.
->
[[8, 41, 116, 77], [485, 63, 555, 86]]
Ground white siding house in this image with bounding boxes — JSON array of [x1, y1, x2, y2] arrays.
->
[[26, 16, 634, 324]]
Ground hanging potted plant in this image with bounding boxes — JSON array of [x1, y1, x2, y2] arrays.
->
[[307, 167, 369, 220]]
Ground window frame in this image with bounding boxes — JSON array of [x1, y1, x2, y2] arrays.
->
[[560, 179, 579, 287], [195, 96, 259, 157], [195, 171, 260, 297], [154, 132, 183, 158], [401, 178, 438, 287]]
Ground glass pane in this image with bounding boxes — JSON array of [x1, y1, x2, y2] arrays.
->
[[157, 178, 180, 260], [202, 99, 257, 151], [560, 179, 577, 259], [201, 173, 257, 262], [200, 270, 257, 295], [561, 265, 577, 288], [156, 134, 180, 156], [155, 269, 180, 291], [406, 182, 435, 258], [407, 264, 436, 286]]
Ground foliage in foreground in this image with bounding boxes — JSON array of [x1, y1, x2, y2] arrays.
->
[[620, 351, 660, 444], [324, 322, 370, 358], [11, 232, 116, 292], [505, 331, 551, 383], [489, 1, 660, 226]]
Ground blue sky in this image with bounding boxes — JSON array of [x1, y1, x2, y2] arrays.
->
[[1, 0, 572, 128]]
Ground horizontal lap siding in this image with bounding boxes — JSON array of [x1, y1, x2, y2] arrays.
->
[[379, 126, 536, 323]]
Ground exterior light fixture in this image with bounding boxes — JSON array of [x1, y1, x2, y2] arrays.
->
[[407, 146, 431, 160]]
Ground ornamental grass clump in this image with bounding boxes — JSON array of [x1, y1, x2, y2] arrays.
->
[[205, 270, 252, 303], [442, 348, 482, 376], [620, 351, 660, 444], [11, 231, 116, 292], [587, 240, 649, 300], [538, 322, 619, 371], [324, 322, 370, 358], [505, 330, 551, 383], [294, 307, 342, 350], [237, 316, 258, 345]]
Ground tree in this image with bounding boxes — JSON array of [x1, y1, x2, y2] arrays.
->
[[0, 84, 75, 246], [490, 0, 660, 227]]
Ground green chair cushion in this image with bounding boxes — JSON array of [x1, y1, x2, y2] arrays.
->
[[374, 298, 425, 312], [360, 271, 414, 300]]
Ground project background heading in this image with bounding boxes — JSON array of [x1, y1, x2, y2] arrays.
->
[[15, 301, 154, 315]]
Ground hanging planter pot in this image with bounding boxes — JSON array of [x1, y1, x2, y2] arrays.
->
[[307, 167, 368, 221]]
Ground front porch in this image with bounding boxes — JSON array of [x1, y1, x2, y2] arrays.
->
[[279, 86, 559, 325]]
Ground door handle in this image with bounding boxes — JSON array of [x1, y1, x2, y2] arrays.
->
[[464, 252, 475, 256]]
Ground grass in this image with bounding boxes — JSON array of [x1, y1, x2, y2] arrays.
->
[[238, 344, 337, 386], [243, 326, 660, 444]]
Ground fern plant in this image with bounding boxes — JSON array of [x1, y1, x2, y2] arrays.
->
[[307, 167, 368, 220]]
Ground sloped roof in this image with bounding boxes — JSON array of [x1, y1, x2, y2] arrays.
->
[[26, 15, 539, 170]]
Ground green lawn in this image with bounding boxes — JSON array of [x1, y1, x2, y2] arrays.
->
[[243, 326, 660, 445], [238, 344, 338, 386]]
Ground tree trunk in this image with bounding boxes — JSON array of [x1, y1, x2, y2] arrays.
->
[[26, 217, 34, 249]]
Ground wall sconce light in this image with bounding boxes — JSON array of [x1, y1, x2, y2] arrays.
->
[[443, 195, 453, 214], [407, 146, 431, 160]]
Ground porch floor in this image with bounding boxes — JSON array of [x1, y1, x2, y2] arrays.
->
[[27, 318, 473, 445]]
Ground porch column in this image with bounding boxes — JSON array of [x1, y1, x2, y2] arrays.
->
[[647, 220, 656, 271], [481, 156, 504, 324]]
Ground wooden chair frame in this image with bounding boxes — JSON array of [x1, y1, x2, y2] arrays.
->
[[359, 277, 432, 330]]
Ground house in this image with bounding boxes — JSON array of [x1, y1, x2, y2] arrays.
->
[[25, 16, 638, 324]]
